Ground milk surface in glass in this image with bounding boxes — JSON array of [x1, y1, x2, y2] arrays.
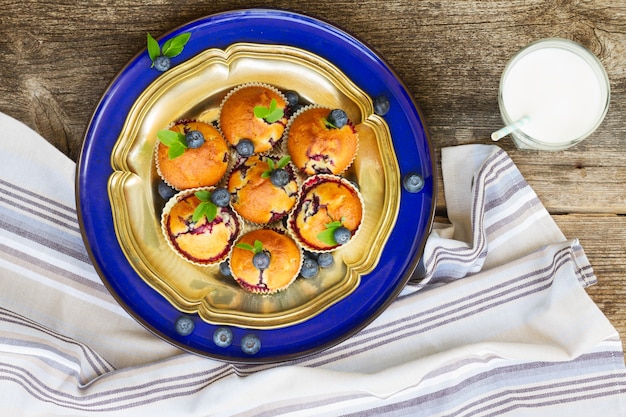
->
[[499, 39, 609, 150]]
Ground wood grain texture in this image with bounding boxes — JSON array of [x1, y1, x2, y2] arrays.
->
[[0, 1, 624, 351]]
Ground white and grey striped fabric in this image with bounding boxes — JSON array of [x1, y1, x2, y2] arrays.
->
[[0, 112, 624, 416]]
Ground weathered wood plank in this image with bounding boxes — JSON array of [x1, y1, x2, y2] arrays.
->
[[554, 214, 626, 348], [435, 161, 626, 214], [0, 0, 624, 353]]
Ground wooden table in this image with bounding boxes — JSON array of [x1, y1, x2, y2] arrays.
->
[[1, 1, 624, 351]]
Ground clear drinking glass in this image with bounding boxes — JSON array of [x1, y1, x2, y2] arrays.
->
[[496, 38, 610, 151]]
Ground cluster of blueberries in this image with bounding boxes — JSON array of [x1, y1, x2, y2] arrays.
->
[[174, 315, 261, 355], [217, 247, 333, 282]]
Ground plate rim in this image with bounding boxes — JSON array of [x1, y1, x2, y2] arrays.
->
[[76, 7, 437, 363]]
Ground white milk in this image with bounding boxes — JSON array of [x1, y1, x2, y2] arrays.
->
[[500, 40, 609, 149]]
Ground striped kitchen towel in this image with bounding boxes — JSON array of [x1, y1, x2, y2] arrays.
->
[[0, 112, 624, 416]]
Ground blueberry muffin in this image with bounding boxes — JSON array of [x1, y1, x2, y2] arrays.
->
[[161, 187, 242, 266], [286, 106, 358, 175], [156, 120, 229, 190], [288, 174, 363, 252], [228, 155, 299, 224], [219, 83, 288, 155], [229, 228, 302, 294]]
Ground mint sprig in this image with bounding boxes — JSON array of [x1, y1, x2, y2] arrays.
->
[[323, 118, 338, 129], [236, 240, 264, 254], [192, 190, 218, 223], [147, 32, 191, 68], [157, 130, 187, 159], [316, 218, 345, 246], [261, 156, 291, 179], [253, 99, 284, 123]]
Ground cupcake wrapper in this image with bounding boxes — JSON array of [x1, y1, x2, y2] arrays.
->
[[283, 104, 360, 179], [154, 120, 230, 191], [161, 187, 244, 267], [228, 226, 303, 295], [217, 82, 289, 155], [286, 174, 365, 254], [225, 154, 301, 226]]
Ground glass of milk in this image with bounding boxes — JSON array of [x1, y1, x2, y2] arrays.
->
[[496, 38, 610, 151]]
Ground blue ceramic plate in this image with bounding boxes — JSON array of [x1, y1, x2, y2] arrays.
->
[[77, 8, 435, 363]]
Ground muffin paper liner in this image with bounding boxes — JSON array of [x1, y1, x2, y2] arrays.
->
[[227, 226, 303, 295], [225, 154, 301, 227], [161, 187, 244, 267], [217, 82, 289, 155], [286, 174, 365, 254], [283, 104, 359, 179], [154, 120, 230, 191]]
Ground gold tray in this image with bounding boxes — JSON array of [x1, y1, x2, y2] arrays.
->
[[108, 42, 400, 329]]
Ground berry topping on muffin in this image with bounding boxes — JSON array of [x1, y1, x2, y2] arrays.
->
[[219, 84, 288, 154], [156, 120, 229, 190], [230, 229, 302, 294], [288, 175, 363, 252], [228, 155, 299, 224], [286, 106, 358, 175], [161, 188, 242, 266]]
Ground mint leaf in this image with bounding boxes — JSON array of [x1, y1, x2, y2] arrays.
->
[[326, 220, 343, 229], [157, 129, 184, 146], [194, 190, 211, 202], [253, 105, 269, 119], [254, 99, 284, 123], [266, 109, 284, 123], [192, 191, 218, 222], [236, 242, 255, 251], [168, 143, 186, 159], [235, 240, 264, 254], [324, 118, 337, 129], [316, 218, 345, 245], [157, 130, 187, 159], [192, 201, 217, 223], [162, 32, 191, 58], [260, 158, 274, 179], [147, 32, 191, 69], [147, 33, 161, 66], [276, 156, 291, 169], [317, 227, 338, 246], [261, 156, 290, 179]]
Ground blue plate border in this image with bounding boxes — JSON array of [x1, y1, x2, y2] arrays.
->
[[76, 8, 436, 363]]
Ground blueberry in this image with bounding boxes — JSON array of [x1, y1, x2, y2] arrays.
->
[[270, 168, 290, 187], [185, 130, 205, 148], [300, 255, 319, 278], [283, 90, 300, 107], [157, 180, 176, 200], [403, 173, 425, 193], [236, 139, 254, 157], [174, 316, 195, 336], [333, 226, 351, 245], [219, 261, 231, 277], [317, 252, 334, 268], [327, 109, 348, 128], [253, 251, 270, 270], [289, 103, 305, 116], [210, 187, 230, 207], [241, 334, 261, 355], [373, 96, 390, 116], [154, 55, 171, 72], [213, 327, 233, 348]]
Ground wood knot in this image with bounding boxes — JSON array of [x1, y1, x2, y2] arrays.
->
[[8, 30, 43, 56], [24, 78, 72, 157]]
